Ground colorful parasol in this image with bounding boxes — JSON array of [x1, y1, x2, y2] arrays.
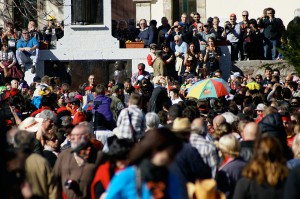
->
[[187, 78, 230, 99]]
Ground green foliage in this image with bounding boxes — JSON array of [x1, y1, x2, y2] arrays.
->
[[278, 17, 300, 75]]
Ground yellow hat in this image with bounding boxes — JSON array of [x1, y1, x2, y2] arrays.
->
[[47, 15, 56, 21]]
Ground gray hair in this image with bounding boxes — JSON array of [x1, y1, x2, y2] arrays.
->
[[145, 112, 160, 130], [38, 110, 57, 121], [174, 35, 182, 41]]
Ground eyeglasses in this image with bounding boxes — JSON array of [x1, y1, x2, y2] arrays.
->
[[267, 12, 273, 14], [242, 15, 248, 16], [230, 18, 235, 20], [174, 40, 179, 42]]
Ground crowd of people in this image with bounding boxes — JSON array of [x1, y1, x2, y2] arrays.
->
[[0, 16, 64, 81], [113, 7, 298, 63], [1, 7, 300, 199]]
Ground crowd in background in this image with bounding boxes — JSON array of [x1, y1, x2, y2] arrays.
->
[[0, 7, 300, 199]]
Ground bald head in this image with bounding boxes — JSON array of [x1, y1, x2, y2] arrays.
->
[[213, 115, 226, 130], [191, 118, 207, 135], [242, 122, 259, 141]]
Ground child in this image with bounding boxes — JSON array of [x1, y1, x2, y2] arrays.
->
[[147, 43, 157, 67]]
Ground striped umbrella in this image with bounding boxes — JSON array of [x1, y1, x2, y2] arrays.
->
[[187, 78, 229, 99]]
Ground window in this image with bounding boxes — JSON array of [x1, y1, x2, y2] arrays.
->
[[71, 0, 103, 25], [173, 0, 196, 21]]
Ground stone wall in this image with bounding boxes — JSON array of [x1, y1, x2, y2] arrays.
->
[[232, 60, 296, 78]]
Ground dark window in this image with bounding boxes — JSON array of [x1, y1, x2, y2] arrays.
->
[[71, 0, 103, 25]]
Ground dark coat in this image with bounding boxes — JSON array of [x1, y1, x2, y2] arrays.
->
[[169, 142, 211, 199], [217, 157, 246, 199], [233, 177, 285, 199], [258, 112, 293, 160], [284, 164, 300, 199], [239, 141, 255, 162], [148, 86, 171, 113]]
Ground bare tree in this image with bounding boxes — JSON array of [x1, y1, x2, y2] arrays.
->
[[0, 0, 64, 29]]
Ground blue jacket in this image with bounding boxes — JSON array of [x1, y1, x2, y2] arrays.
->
[[106, 166, 181, 199], [92, 94, 113, 122], [16, 37, 39, 49]]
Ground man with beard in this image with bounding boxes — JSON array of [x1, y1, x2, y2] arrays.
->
[[53, 123, 102, 199], [123, 78, 135, 106]]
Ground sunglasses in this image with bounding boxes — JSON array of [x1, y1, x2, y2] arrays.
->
[[242, 15, 248, 16]]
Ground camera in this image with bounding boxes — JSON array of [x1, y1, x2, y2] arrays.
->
[[225, 24, 231, 29], [64, 179, 79, 190]]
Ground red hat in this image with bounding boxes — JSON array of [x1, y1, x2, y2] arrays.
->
[[282, 116, 291, 122], [2, 88, 19, 101], [230, 13, 236, 18], [133, 85, 140, 89], [74, 94, 83, 102], [72, 111, 86, 125], [57, 106, 68, 114], [85, 86, 93, 91]]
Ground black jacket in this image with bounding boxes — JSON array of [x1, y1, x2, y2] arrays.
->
[[239, 141, 255, 162]]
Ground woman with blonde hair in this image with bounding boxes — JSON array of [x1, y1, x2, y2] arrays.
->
[[217, 134, 246, 199], [233, 134, 288, 199]]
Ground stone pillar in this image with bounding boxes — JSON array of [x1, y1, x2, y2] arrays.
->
[[163, 0, 172, 25], [133, 0, 152, 23], [197, 0, 206, 21]]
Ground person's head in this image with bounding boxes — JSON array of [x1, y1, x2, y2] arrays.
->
[[161, 17, 169, 26], [123, 78, 132, 92], [193, 12, 201, 23], [242, 10, 249, 21], [1, 42, 8, 52], [162, 43, 170, 52], [139, 19, 147, 29], [168, 105, 182, 122], [218, 134, 240, 158], [149, 19, 157, 28], [203, 23, 210, 32], [118, 20, 127, 30], [172, 117, 191, 141], [213, 115, 226, 130], [242, 122, 259, 141], [28, 20, 36, 30], [38, 110, 56, 131], [242, 134, 288, 186], [207, 36, 216, 47], [272, 69, 280, 76], [5, 22, 13, 32], [197, 22, 203, 32], [11, 79, 19, 89], [255, 74, 263, 83], [191, 117, 207, 136], [169, 88, 180, 100], [145, 112, 160, 130], [213, 69, 222, 78], [229, 13, 237, 24], [21, 29, 29, 41], [174, 35, 182, 45], [285, 74, 293, 85], [128, 93, 140, 106], [88, 75, 95, 86], [213, 16, 220, 26], [266, 7, 275, 18], [291, 97, 300, 107], [264, 67, 272, 79], [14, 130, 36, 153], [137, 63, 145, 75], [129, 128, 183, 166], [181, 13, 187, 23], [70, 123, 91, 150], [95, 84, 106, 95]]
